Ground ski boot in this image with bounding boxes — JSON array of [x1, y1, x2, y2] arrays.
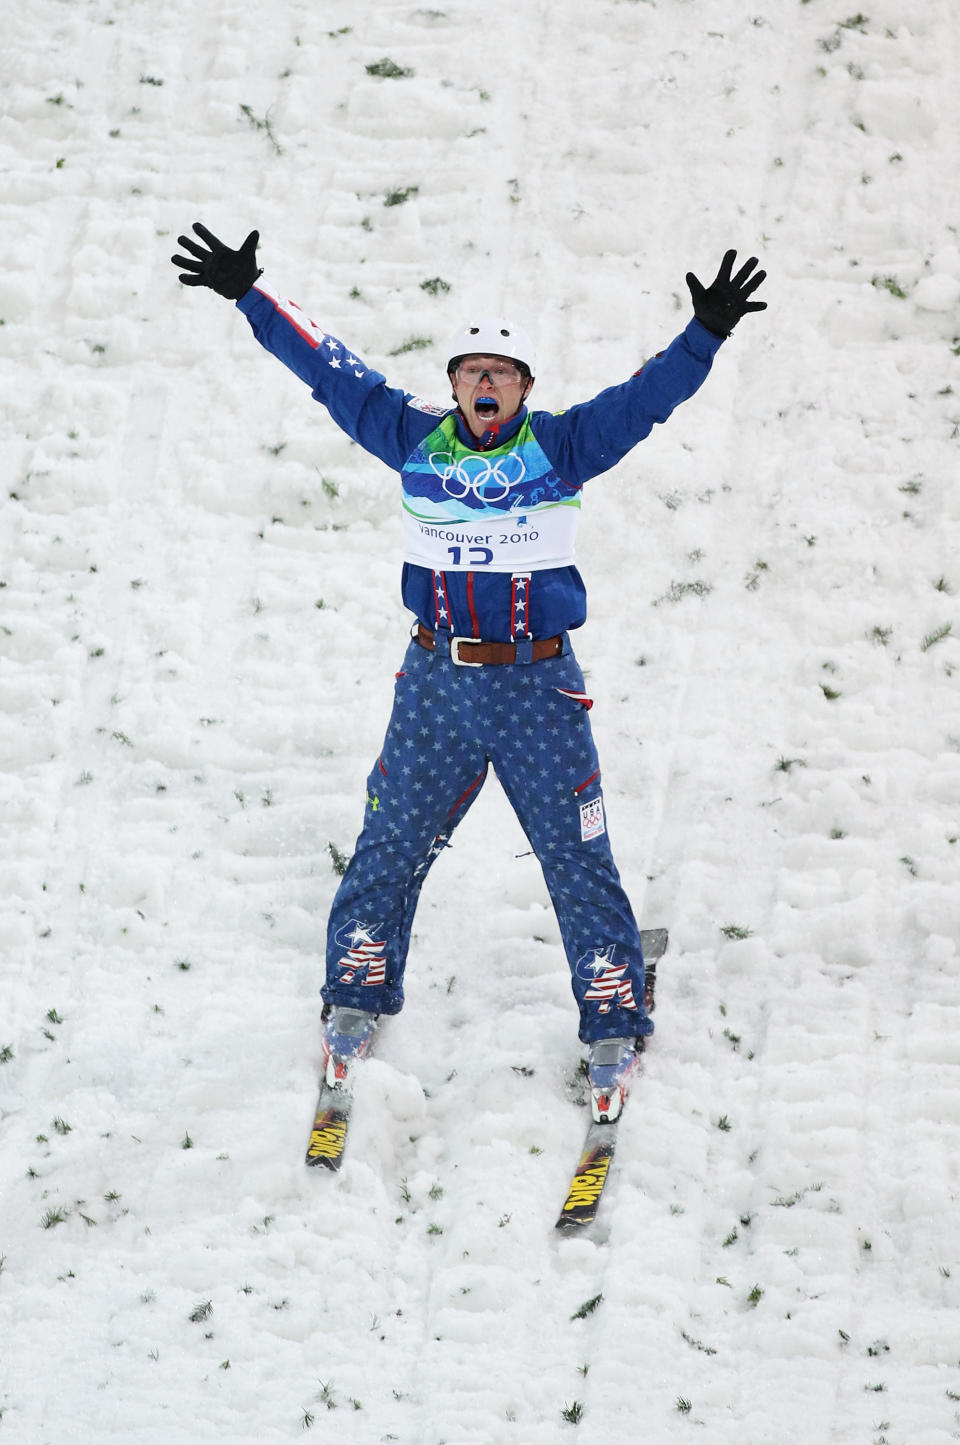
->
[[321, 1005, 378, 1089], [587, 1036, 644, 1124]]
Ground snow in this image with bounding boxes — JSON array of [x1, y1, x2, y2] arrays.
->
[[1, 1, 960, 1441]]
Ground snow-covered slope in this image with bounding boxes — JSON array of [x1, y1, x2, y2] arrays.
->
[[2, 2, 959, 1441]]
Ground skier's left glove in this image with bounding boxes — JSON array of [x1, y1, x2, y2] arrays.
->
[[685, 249, 767, 338], [171, 222, 262, 301]]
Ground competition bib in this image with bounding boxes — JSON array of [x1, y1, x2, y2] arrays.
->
[[401, 414, 581, 572]]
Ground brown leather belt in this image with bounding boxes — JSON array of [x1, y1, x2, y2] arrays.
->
[[416, 623, 563, 667]]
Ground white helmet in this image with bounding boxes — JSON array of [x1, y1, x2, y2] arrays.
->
[[446, 316, 536, 376]]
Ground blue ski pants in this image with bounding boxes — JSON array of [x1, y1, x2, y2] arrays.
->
[[322, 635, 652, 1044]]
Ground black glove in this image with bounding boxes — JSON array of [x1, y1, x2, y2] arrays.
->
[[171, 222, 262, 301], [685, 249, 767, 338]]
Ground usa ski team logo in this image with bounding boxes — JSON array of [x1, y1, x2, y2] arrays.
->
[[579, 796, 605, 842], [576, 945, 638, 1014], [407, 396, 446, 416], [334, 919, 386, 987]]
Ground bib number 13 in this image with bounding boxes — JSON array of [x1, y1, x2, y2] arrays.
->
[[448, 545, 493, 566], [446, 530, 539, 566]]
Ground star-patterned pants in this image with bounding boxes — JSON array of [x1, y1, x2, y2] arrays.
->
[[322, 635, 652, 1044]]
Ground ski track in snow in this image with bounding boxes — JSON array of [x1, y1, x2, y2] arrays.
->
[[2, 1, 960, 1442]]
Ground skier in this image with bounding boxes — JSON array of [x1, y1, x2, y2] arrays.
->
[[171, 224, 766, 1122]]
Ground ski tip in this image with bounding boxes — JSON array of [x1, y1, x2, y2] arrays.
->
[[306, 1151, 344, 1172], [639, 927, 669, 961]]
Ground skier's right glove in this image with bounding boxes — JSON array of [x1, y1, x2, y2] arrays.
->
[[171, 222, 262, 301]]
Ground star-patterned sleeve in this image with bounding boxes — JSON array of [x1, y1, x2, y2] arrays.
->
[[236, 278, 445, 470], [532, 318, 724, 486]]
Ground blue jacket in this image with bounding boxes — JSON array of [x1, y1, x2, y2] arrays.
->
[[237, 280, 723, 641]]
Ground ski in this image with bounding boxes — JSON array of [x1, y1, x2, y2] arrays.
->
[[555, 1120, 621, 1229], [305, 1083, 354, 1171], [304, 1008, 378, 1171], [641, 926, 667, 1016], [555, 927, 668, 1231]]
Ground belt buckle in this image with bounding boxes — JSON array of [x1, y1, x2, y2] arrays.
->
[[450, 636, 483, 667]]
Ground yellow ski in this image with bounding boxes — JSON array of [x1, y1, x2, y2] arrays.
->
[[556, 928, 667, 1230], [305, 1090, 352, 1171], [555, 1126, 619, 1230]]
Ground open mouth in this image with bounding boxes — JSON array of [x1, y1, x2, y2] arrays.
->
[[474, 397, 499, 420]]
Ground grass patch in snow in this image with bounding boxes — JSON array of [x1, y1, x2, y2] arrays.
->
[[389, 336, 432, 356], [921, 623, 951, 652], [570, 1292, 603, 1320], [652, 579, 713, 606], [238, 103, 282, 155], [366, 58, 414, 78], [384, 186, 419, 207]]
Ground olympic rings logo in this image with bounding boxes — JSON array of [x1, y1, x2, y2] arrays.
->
[[427, 449, 527, 503]]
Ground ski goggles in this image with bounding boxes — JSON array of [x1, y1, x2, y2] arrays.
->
[[455, 358, 524, 385]]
